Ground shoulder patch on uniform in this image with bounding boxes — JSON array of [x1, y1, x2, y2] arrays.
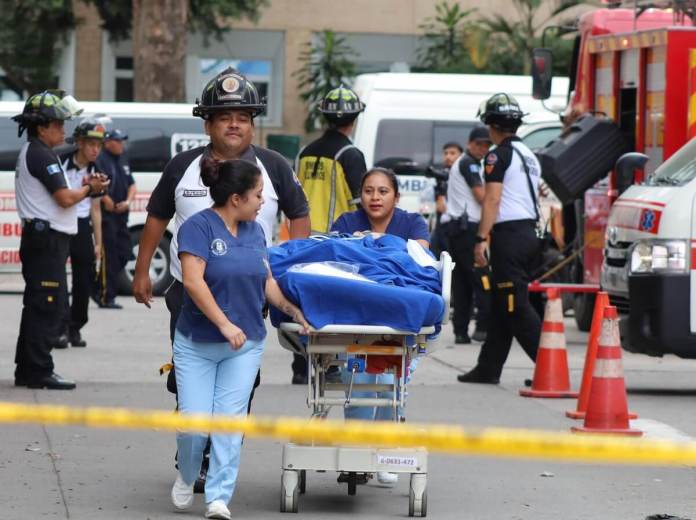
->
[[47, 163, 62, 175], [485, 154, 498, 165], [469, 163, 479, 173]]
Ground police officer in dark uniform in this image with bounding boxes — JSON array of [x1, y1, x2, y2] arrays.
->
[[457, 93, 542, 384], [442, 126, 492, 344], [96, 128, 135, 309], [13, 91, 109, 389]]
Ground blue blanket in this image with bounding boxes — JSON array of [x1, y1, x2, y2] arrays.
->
[[269, 235, 444, 332]]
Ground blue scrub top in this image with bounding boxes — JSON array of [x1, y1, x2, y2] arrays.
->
[[331, 207, 430, 242], [176, 208, 268, 343]]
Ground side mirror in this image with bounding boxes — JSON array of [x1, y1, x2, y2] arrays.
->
[[531, 48, 553, 100], [615, 152, 649, 195]]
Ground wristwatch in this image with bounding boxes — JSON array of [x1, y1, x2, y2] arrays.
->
[[475, 235, 487, 243]]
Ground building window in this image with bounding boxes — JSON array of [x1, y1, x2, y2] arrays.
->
[[114, 56, 134, 102]]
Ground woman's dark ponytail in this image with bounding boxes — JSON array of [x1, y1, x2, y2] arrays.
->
[[199, 156, 262, 206], [200, 156, 221, 188]]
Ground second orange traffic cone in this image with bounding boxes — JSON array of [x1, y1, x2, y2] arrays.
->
[[566, 291, 609, 419], [571, 305, 642, 436], [520, 288, 578, 398]]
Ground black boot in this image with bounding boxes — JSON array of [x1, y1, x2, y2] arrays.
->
[[68, 329, 87, 347], [456, 366, 499, 384], [50, 334, 69, 349]]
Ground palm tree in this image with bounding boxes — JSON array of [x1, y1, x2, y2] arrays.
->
[[477, 0, 590, 74], [417, 1, 478, 72], [294, 30, 357, 133]]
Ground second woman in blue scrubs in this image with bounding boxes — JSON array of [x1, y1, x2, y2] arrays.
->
[[331, 167, 430, 486]]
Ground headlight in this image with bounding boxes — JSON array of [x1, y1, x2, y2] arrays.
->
[[629, 240, 688, 274]]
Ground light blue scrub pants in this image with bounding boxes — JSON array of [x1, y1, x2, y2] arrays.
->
[[173, 330, 264, 505]]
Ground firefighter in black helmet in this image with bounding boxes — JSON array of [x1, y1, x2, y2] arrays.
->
[[13, 91, 109, 390], [59, 116, 108, 347], [457, 93, 542, 384], [132, 68, 309, 497], [291, 85, 367, 385], [297, 85, 367, 235]]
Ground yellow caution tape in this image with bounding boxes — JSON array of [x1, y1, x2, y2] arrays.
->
[[1, 401, 695, 466]]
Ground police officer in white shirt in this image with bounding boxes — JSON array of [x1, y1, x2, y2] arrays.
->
[[441, 126, 491, 344], [13, 91, 109, 390], [458, 93, 542, 384], [59, 117, 107, 347]]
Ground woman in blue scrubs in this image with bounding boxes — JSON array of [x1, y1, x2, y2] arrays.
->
[[170, 158, 309, 519], [331, 167, 429, 485]]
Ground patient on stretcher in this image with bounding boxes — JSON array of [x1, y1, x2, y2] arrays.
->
[[270, 167, 439, 486]]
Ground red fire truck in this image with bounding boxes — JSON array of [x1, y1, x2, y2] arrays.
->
[[534, 3, 696, 335]]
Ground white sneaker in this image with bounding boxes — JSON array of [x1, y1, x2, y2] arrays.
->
[[376, 471, 399, 485], [171, 472, 194, 511], [205, 500, 231, 520]]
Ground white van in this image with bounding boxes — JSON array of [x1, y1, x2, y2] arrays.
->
[[352, 73, 569, 213], [0, 101, 210, 294]]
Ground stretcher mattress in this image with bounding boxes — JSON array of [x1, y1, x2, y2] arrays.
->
[[269, 235, 445, 332]]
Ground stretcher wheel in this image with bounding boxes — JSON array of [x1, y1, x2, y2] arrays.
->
[[299, 470, 306, 494], [408, 473, 427, 517], [280, 470, 299, 513]]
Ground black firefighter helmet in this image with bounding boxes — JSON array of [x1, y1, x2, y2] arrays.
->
[[69, 116, 107, 143], [193, 67, 266, 120], [12, 90, 83, 137], [318, 85, 365, 126], [477, 92, 526, 131]]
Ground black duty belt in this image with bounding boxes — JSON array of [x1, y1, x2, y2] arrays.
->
[[492, 219, 536, 232]]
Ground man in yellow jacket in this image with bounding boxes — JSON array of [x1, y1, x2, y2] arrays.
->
[[297, 86, 367, 233]]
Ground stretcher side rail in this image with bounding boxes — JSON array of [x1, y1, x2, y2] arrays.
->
[[279, 322, 436, 336]]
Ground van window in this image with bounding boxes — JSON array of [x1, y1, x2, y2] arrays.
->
[[0, 119, 25, 171], [0, 116, 207, 174], [374, 119, 475, 167], [521, 126, 561, 151]]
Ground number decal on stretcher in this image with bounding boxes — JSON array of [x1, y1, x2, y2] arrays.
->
[[377, 455, 418, 467]]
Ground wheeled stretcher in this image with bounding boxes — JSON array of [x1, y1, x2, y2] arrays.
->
[[277, 251, 453, 518]]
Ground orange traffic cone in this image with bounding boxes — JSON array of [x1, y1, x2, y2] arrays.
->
[[566, 292, 638, 420], [571, 305, 642, 436], [520, 288, 578, 398], [566, 291, 609, 418]]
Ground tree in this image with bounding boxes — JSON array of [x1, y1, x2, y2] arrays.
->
[[86, 0, 268, 102], [0, 1, 77, 94], [477, 0, 589, 75], [294, 30, 357, 133], [416, 1, 477, 73]]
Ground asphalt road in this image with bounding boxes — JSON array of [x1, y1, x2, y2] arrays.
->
[[1, 294, 695, 520]]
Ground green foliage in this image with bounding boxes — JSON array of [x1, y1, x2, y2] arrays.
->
[[294, 30, 357, 133], [416, 2, 477, 73], [0, 0, 77, 94], [477, 0, 588, 74], [86, 0, 267, 42], [417, 0, 587, 76]]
